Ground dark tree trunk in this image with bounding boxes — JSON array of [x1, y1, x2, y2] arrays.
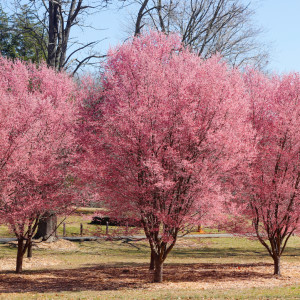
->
[[149, 249, 155, 270], [273, 255, 281, 276], [47, 1, 59, 69], [34, 212, 57, 242], [27, 239, 32, 258], [153, 256, 163, 283], [134, 0, 150, 36], [16, 238, 24, 273], [27, 224, 33, 258]]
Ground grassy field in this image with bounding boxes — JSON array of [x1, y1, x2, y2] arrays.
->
[[1, 285, 298, 300], [0, 208, 109, 238], [0, 235, 299, 299], [0, 210, 220, 238], [0, 215, 101, 238]]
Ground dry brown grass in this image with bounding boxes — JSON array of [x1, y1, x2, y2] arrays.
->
[[0, 237, 299, 298], [0, 257, 299, 293]]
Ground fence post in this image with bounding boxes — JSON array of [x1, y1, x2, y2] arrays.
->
[[106, 221, 109, 235], [80, 223, 83, 236]]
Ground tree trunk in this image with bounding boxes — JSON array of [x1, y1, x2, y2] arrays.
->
[[27, 238, 32, 258], [153, 256, 163, 283], [16, 238, 24, 273], [273, 255, 281, 276], [149, 249, 155, 270], [34, 212, 57, 242], [47, 1, 59, 69]]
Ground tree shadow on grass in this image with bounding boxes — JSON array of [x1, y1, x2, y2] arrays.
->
[[172, 247, 268, 259], [0, 262, 274, 293], [172, 245, 300, 260]]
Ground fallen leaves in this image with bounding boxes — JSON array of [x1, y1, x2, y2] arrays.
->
[[0, 260, 299, 293]]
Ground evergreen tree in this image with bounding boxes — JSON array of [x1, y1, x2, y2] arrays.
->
[[0, 5, 47, 63]]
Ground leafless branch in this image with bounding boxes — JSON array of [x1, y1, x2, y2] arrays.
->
[[130, 0, 269, 69]]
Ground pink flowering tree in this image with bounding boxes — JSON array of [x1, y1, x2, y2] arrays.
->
[[229, 71, 300, 276], [0, 57, 80, 273], [93, 31, 253, 282]]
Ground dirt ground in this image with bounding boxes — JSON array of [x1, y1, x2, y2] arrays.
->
[[0, 256, 299, 293]]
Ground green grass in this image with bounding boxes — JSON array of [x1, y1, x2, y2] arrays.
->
[[0, 211, 143, 238], [74, 207, 103, 214], [1, 285, 299, 300], [0, 214, 103, 238], [56, 215, 99, 236], [0, 236, 299, 299], [0, 217, 299, 300], [0, 224, 13, 237], [0, 208, 224, 238]]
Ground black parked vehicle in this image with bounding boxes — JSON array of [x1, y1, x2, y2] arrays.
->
[[90, 216, 141, 227]]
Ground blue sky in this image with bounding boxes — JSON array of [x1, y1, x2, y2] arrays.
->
[[254, 0, 300, 73], [75, 0, 300, 74]]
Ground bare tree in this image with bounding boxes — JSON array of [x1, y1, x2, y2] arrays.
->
[[132, 0, 269, 69], [12, 0, 108, 74]]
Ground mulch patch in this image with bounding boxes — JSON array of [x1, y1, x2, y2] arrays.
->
[[0, 261, 298, 293]]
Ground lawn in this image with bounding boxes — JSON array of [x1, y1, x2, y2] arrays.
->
[[0, 210, 219, 238], [0, 209, 104, 238], [0, 236, 299, 299]]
